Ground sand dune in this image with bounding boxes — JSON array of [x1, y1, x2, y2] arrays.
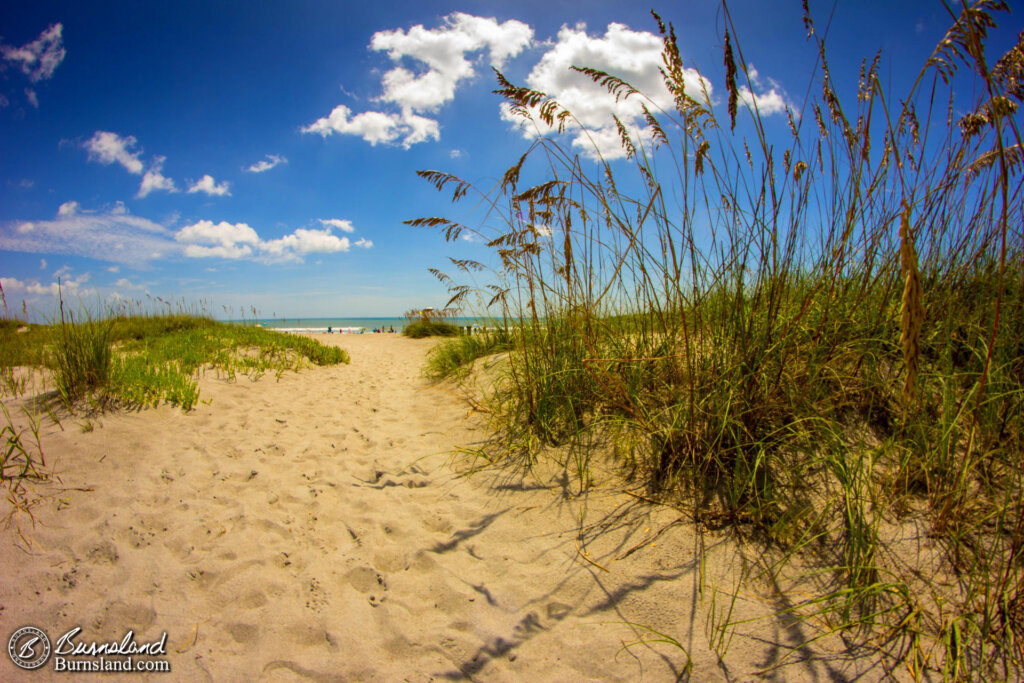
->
[[1, 335, 896, 681]]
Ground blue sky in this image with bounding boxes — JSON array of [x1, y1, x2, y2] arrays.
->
[[0, 1, 1012, 320]]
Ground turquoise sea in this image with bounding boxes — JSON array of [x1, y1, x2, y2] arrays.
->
[[231, 317, 498, 334]]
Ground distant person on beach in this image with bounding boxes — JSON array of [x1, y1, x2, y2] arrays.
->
[[327, 326, 332, 334]]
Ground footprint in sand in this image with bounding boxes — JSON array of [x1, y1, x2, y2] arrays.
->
[[422, 514, 453, 534], [59, 566, 79, 586], [227, 622, 259, 644], [372, 550, 408, 573], [305, 577, 328, 612], [92, 601, 157, 637], [86, 540, 120, 565], [122, 525, 154, 549], [344, 565, 388, 608], [237, 590, 268, 609], [186, 567, 217, 589]]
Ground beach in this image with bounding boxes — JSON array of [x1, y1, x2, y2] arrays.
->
[[1, 334, 896, 681]]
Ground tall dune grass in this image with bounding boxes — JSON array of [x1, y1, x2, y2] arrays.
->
[[412, 2, 1023, 676], [51, 296, 114, 406]]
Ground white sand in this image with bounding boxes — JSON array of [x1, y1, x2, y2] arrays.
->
[[0, 334, 900, 681]]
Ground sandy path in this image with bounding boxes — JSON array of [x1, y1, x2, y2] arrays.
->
[[0, 335, 891, 681]]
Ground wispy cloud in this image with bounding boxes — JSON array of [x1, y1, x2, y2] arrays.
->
[[187, 174, 231, 196], [318, 218, 355, 233], [114, 277, 144, 290], [0, 272, 95, 299], [1, 203, 371, 268], [1, 24, 66, 83], [304, 13, 533, 148], [246, 154, 287, 173], [0, 207, 177, 265]]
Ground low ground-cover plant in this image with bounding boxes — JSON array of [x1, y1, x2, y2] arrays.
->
[[411, 2, 1023, 677], [2, 309, 350, 411]]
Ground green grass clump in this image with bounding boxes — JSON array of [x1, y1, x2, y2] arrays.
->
[[50, 304, 114, 406], [410, 3, 1024, 678], [2, 310, 350, 410], [403, 320, 460, 338], [425, 329, 512, 380], [0, 399, 47, 546]]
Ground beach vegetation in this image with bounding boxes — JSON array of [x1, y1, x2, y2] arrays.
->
[[424, 329, 513, 380], [403, 320, 461, 338], [50, 297, 114, 406], [1, 305, 350, 412], [403, 307, 461, 338], [0, 399, 47, 546], [411, 2, 1024, 677]]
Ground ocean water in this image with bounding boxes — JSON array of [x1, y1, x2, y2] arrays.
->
[[232, 317, 498, 334]]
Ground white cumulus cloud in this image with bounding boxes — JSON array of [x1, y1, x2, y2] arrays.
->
[[501, 22, 710, 160], [736, 65, 793, 117], [1, 24, 66, 83], [302, 104, 435, 147], [372, 13, 532, 111], [260, 228, 351, 260], [304, 13, 532, 148], [175, 219, 367, 263], [738, 86, 787, 116], [137, 156, 177, 198], [175, 220, 259, 259], [84, 131, 145, 175], [57, 200, 79, 217], [187, 174, 231, 197], [182, 243, 254, 259]]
